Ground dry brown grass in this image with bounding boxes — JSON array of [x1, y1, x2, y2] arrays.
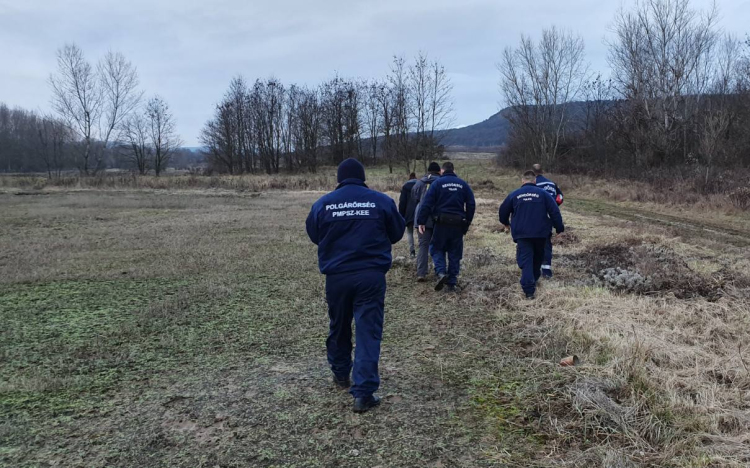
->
[[0, 170, 407, 194], [554, 172, 750, 218], [460, 202, 750, 466], [3, 169, 750, 467]]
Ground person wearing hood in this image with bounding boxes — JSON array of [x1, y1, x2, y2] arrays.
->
[[398, 172, 418, 257], [416, 161, 476, 293], [306, 158, 405, 413], [411, 162, 442, 281]]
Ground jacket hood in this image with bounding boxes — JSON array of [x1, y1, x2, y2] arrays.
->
[[420, 173, 440, 183]]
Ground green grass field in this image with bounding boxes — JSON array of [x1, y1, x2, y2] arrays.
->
[[2, 163, 750, 467]]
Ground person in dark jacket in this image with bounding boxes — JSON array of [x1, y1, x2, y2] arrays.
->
[[306, 158, 405, 413], [533, 164, 564, 278], [411, 162, 442, 281], [499, 170, 565, 299], [416, 161, 476, 293], [398, 172, 418, 257]]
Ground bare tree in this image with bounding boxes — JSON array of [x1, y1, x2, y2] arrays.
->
[[292, 86, 321, 172], [201, 101, 238, 174], [363, 82, 382, 166], [499, 27, 588, 168], [375, 83, 395, 173], [145, 96, 181, 176], [49, 44, 141, 175], [120, 113, 151, 175], [608, 0, 719, 167], [579, 75, 617, 175], [252, 78, 285, 174], [226, 76, 255, 173], [409, 52, 430, 168], [99, 51, 142, 150], [697, 34, 743, 184], [49, 44, 101, 175], [389, 56, 413, 172], [37, 115, 72, 178], [427, 58, 454, 161], [199, 55, 454, 175]]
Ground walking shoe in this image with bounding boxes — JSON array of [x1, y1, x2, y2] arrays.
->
[[434, 274, 448, 291], [444, 284, 457, 294], [542, 267, 553, 279], [410, 250, 416, 258], [417, 276, 426, 282], [353, 395, 381, 413], [525, 293, 535, 300], [332, 374, 351, 389]]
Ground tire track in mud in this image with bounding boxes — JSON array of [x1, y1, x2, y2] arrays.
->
[[568, 198, 750, 247]]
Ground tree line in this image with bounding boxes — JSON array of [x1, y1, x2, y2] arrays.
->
[[0, 104, 74, 176], [498, 0, 750, 190], [0, 44, 182, 176], [200, 53, 454, 174]]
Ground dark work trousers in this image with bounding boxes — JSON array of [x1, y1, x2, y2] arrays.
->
[[516, 238, 546, 296], [325, 269, 386, 398], [542, 233, 553, 277], [430, 225, 464, 286], [416, 227, 434, 278]]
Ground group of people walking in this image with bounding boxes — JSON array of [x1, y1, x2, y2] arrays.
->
[[305, 158, 564, 413]]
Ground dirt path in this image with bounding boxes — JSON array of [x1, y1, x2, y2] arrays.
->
[[568, 198, 750, 247]]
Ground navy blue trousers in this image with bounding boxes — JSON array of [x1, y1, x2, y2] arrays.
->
[[430, 225, 464, 286], [542, 234, 553, 276], [325, 270, 386, 398], [516, 238, 546, 296]]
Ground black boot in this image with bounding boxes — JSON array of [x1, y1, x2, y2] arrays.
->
[[353, 395, 381, 413], [434, 274, 448, 291], [332, 374, 351, 389]]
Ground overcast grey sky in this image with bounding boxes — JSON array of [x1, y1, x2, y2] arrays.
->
[[1, 0, 748, 146]]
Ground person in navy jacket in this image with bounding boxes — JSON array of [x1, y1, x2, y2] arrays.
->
[[416, 161, 476, 293], [533, 163, 563, 278], [306, 158, 404, 413], [499, 170, 564, 299]]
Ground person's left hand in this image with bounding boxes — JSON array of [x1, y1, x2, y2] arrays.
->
[[418, 225, 426, 235]]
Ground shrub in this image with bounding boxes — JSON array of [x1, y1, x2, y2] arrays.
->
[[728, 187, 750, 211]]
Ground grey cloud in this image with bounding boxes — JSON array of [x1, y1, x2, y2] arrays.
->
[[0, 0, 747, 145]]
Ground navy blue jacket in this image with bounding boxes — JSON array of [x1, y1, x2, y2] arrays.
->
[[416, 171, 476, 229], [499, 183, 565, 241], [306, 179, 405, 275], [536, 174, 564, 204], [398, 179, 418, 226]]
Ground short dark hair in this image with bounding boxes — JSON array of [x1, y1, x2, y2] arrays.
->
[[532, 163, 543, 175], [523, 170, 537, 181], [442, 161, 454, 172], [408, 172, 416, 179]]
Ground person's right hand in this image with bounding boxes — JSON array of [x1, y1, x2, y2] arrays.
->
[[418, 225, 426, 235]]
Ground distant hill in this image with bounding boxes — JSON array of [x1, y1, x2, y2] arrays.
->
[[438, 108, 512, 148], [440, 101, 595, 149]]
